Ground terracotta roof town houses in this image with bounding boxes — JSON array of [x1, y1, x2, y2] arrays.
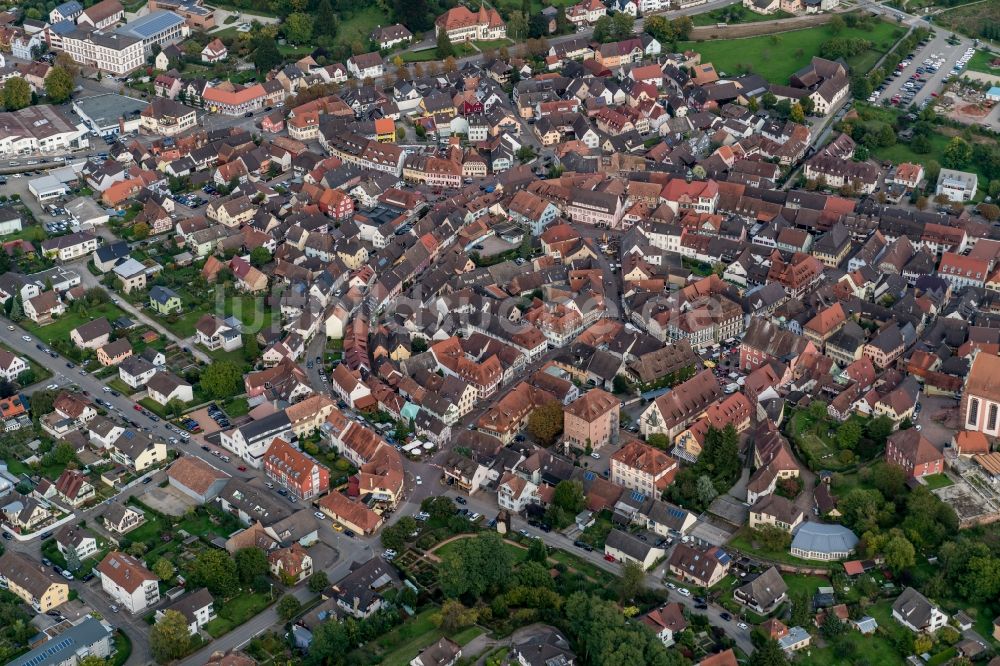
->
[[2, 21, 999, 663]]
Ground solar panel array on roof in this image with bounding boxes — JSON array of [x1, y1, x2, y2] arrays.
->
[[116, 9, 183, 39], [630, 490, 645, 502], [668, 507, 686, 518], [584, 471, 595, 480], [716, 549, 732, 565], [23, 638, 74, 666]]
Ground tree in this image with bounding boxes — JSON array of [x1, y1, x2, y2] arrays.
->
[[9, 293, 23, 323], [52, 51, 79, 78], [618, 561, 645, 601], [748, 638, 789, 666], [131, 221, 150, 240], [866, 416, 894, 443], [979, 203, 1000, 221], [308, 570, 329, 593], [438, 532, 513, 599], [911, 133, 931, 154], [443, 56, 458, 73], [871, 462, 906, 500], [45, 66, 74, 103], [943, 137, 972, 169], [807, 400, 828, 422], [527, 536, 548, 563], [188, 549, 240, 597], [820, 611, 845, 639], [436, 30, 455, 59], [789, 102, 805, 123], [883, 532, 915, 573], [836, 419, 862, 450], [839, 488, 888, 535], [552, 480, 585, 515], [990, 179, 1000, 199], [381, 516, 418, 551], [789, 590, 811, 627], [913, 634, 933, 654], [592, 15, 614, 43], [762, 91, 777, 109], [277, 594, 301, 621], [527, 401, 564, 446], [285, 12, 313, 43], [150, 610, 192, 663], [925, 159, 941, 185], [152, 557, 175, 581], [29, 389, 58, 420], [253, 38, 282, 74], [249, 246, 272, 267], [421, 496, 457, 522], [435, 599, 478, 632], [643, 15, 673, 43], [2, 78, 30, 111], [516, 146, 536, 163], [695, 474, 717, 505], [64, 547, 81, 573], [829, 14, 845, 34], [44, 441, 76, 466], [612, 374, 633, 395], [752, 524, 791, 551], [529, 13, 549, 38], [563, 593, 674, 666], [391, 0, 431, 32], [672, 15, 693, 40], [611, 12, 635, 40], [235, 547, 269, 584], [200, 360, 243, 399], [508, 10, 529, 40], [800, 96, 815, 116]]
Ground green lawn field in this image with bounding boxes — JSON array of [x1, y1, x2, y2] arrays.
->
[[965, 49, 999, 75], [680, 20, 902, 82]]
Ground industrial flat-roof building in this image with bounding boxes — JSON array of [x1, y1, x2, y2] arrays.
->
[[0, 105, 89, 157], [28, 175, 70, 203], [72, 93, 148, 137]]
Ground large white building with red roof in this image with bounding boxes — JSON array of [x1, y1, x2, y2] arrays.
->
[[435, 6, 506, 43], [97, 551, 159, 614]]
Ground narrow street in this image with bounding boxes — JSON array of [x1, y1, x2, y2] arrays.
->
[[72, 264, 213, 364]]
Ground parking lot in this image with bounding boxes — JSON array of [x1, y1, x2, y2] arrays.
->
[[874, 31, 977, 109], [183, 404, 232, 438]]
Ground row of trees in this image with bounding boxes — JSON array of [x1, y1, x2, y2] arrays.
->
[[642, 15, 694, 47], [2, 67, 73, 109]]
